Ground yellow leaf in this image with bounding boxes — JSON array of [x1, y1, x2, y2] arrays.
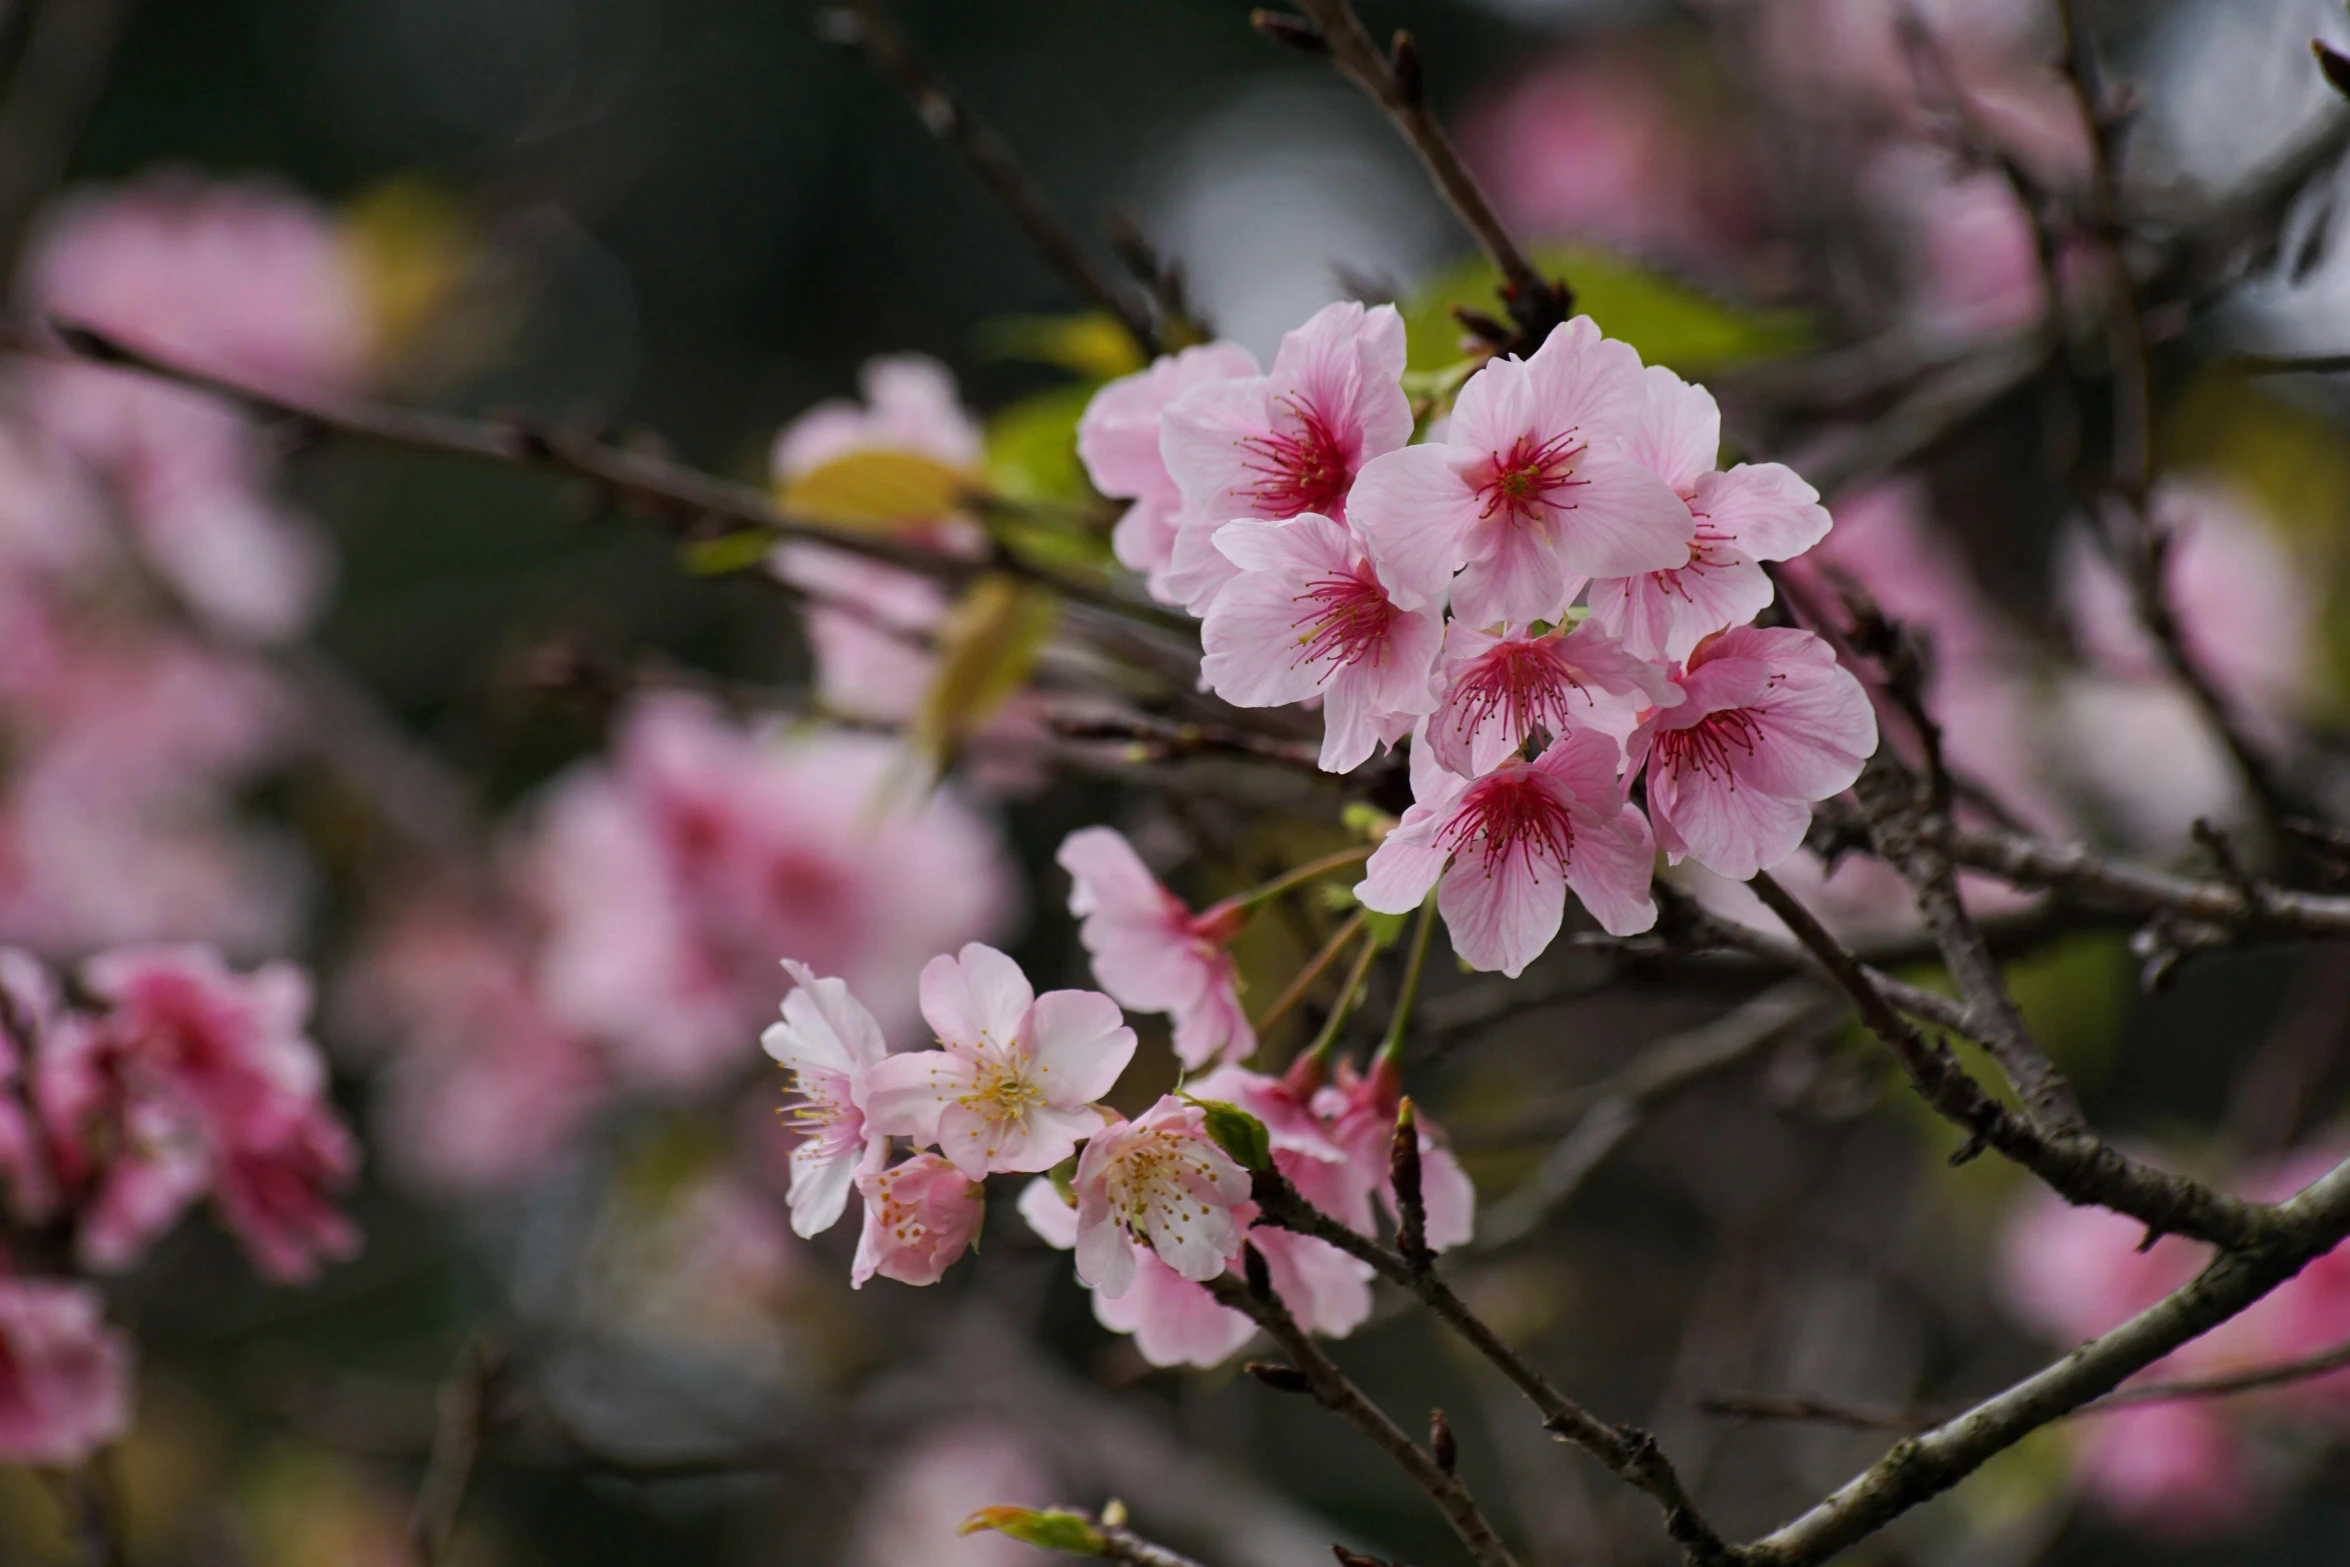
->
[[975, 311, 1146, 379], [778, 449, 982, 531], [679, 530, 776, 576], [340, 176, 473, 361], [914, 573, 1058, 765]]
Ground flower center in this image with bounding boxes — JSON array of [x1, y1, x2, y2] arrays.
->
[[1444, 638, 1594, 751], [1109, 1132, 1220, 1242], [1238, 395, 1352, 517], [1437, 769, 1577, 882], [1655, 707, 1767, 783], [783, 1065, 859, 1154], [962, 1056, 1044, 1126], [1291, 567, 1397, 675], [1477, 429, 1587, 528]]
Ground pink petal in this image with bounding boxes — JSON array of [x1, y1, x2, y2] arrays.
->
[[1615, 363, 1720, 493], [1543, 455, 1695, 581], [1693, 463, 1830, 561], [919, 943, 1034, 1052], [1438, 849, 1567, 977], [1351, 444, 1476, 613], [1563, 802, 1659, 937], [1022, 989, 1138, 1107]]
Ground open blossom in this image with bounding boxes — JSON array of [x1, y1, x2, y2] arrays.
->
[[1200, 512, 1444, 773], [1427, 620, 1679, 778], [763, 961, 889, 1237], [851, 1152, 986, 1288], [0, 1280, 132, 1464], [1629, 626, 1878, 882], [1361, 728, 1657, 977], [866, 944, 1135, 1180], [1057, 828, 1251, 1070], [37, 946, 358, 1279], [1157, 301, 1412, 612], [1077, 341, 1259, 598], [1018, 1179, 1257, 1368], [1587, 368, 1830, 662], [521, 694, 1015, 1090], [1072, 1095, 1251, 1297], [1352, 317, 1690, 631]]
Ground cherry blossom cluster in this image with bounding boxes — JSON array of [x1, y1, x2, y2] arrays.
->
[[0, 944, 361, 1467], [766, 938, 1472, 1368], [1081, 304, 1880, 975]]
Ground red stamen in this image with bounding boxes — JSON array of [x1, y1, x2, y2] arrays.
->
[[1237, 394, 1353, 517], [1437, 769, 1577, 883], [1443, 636, 1596, 751], [1290, 568, 1397, 676], [1476, 429, 1588, 527], [1654, 706, 1767, 784]]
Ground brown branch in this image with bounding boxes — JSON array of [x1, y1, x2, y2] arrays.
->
[[821, 0, 1163, 352], [1246, 1179, 1732, 1564], [1041, 706, 1324, 772], [1206, 1263, 1520, 1567], [1744, 869, 2271, 1250], [1740, 1155, 2350, 1566], [20, 319, 1202, 638], [408, 1337, 504, 1567], [1940, 820, 2350, 939], [1268, 1, 1568, 347]]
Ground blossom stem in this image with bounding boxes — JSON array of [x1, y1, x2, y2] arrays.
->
[[1219, 843, 1376, 917], [1253, 908, 1368, 1036], [1302, 921, 1383, 1065], [1377, 892, 1441, 1064]]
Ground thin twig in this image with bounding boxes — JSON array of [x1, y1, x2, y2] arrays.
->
[[1256, 910, 1368, 1036], [1207, 1263, 1520, 1567], [0, 0, 141, 292], [409, 1337, 505, 1567], [822, 0, 1162, 352], [1940, 820, 2350, 939], [1272, 1, 1569, 347], [19, 319, 1202, 637]]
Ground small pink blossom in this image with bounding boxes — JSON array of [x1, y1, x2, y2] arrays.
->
[[1352, 317, 1691, 630], [211, 1100, 360, 1284], [1189, 1064, 1375, 1336], [1316, 1057, 1476, 1253], [1199, 512, 1444, 773], [521, 694, 1016, 1089], [865, 943, 1135, 1180], [851, 1151, 986, 1288], [1157, 301, 1413, 613], [772, 354, 984, 479], [1427, 620, 1680, 779], [1629, 626, 1877, 882], [1586, 369, 1830, 662], [1077, 342, 1260, 598], [1057, 827, 1251, 1070], [1072, 1095, 1252, 1297], [1360, 728, 1658, 976], [764, 960, 889, 1237], [1018, 1177, 1258, 1369], [0, 1279, 132, 1464]]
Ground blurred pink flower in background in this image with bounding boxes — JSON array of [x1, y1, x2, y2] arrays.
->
[[847, 1420, 1055, 1567], [21, 174, 373, 641], [0, 1279, 132, 1465], [771, 354, 983, 479], [336, 906, 608, 1196], [518, 693, 1017, 1091], [1078, 340, 1259, 596], [1862, 144, 2051, 343], [1459, 43, 1752, 267]]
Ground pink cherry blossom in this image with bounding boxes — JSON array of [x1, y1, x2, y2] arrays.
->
[[1072, 1095, 1252, 1297], [211, 1099, 360, 1283], [0, 1279, 132, 1464], [1316, 1057, 1476, 1253], [1018, 1177, 1258, 1369], [1359, 727, 1658, 976], [851, 1151, 986, 1288], [847, 1420, 1055, 1567], [1076, 341, 1260, 598], [1057, 827, 1252, 1071], [1351, 317, 1691, 630], [520, 694, 1016, 1089], [764, 960, 890, 1237], [1157, 301, 1413, 613], [771, 353, 984, 479], [0, 952, 57, 1221], [1188, 1064, 1375, 1336], [1426, 620, 1680, 779], [865, 943, 1135, 1180], [333, 906, 607, 1196], [1629, 626, 1878, 882], [1585, 368, 1831, 662], [1199, 512, 1444, 773]]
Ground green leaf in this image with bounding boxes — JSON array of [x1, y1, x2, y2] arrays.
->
[[778, 449, 981, 531], [1184, 1097, 1273, 1173], [986, 384, 1099, 506], [913, 573, 1060, 766], [679, 529, 776, 576], [959, 1507, 1108, 1555], [1402, 244, 1811, 377]]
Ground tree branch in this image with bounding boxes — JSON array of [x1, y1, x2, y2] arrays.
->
[[1207, 1264, 1520, 1567], [0, 0, 141, 292], [1940, 820, 2350, 939], [1269, 1, 1568, 347], [821, 0, 1164, 352]]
